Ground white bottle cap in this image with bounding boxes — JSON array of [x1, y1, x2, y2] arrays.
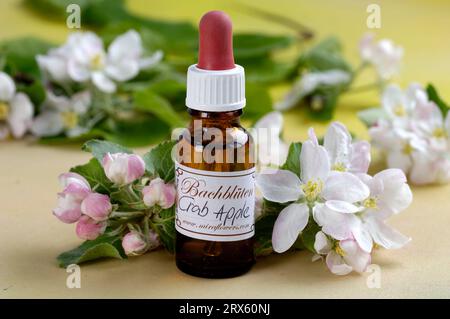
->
[[185, 64, 246, 112]]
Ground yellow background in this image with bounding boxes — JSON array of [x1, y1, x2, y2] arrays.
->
[[1, 0, 450, 298]]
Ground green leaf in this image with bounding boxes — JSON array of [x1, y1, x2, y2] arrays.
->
[[70, 158, 113, 193], [300, 37, 351, 72], [57, 234, 126, 268], [243, 83, 273, 121], [426, 84, 449, 117], [243, 58, 296, 84], [16, 79, 46, 108], [358, 107, 387, 127], [153, 207, 176, 253], [254, 213, 278, 256], [306, 87, 340, 121], [234, 34, 294, 59], [143, 140, 176, 182], [281, 142, 302, 176], [133, 89, 185, 128], [297, 219, 321, 253], [100, 115, 171, 148], [82, 139, 132, 163], [0, 37, 53, 77]]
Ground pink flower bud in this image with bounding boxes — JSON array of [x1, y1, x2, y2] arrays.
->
[[53, 173, 91, 223], [53, 192, 83, 224], [59, 172, 91, 202], [122, 231, 148, 256], [102, 153, 145, 185], [142, 178, 176, 209], [122, 229, 160, 256], [75, 215, 106, 240], [81, 193, 112, 221]]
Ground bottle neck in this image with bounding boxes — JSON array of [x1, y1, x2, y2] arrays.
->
[[187, 108, 242, 126]]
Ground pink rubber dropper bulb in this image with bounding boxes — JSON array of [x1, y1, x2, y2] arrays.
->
[[197, 11, 235, 71]]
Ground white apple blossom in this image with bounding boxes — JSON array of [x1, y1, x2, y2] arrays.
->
[[256, 127, 369, 253], [30, 90, 91, 138], [0, 72, 34, 140], [359, 33, 403, 80], [365, 83, 450, 185], [275, 70, 351, 111], [38, 30, 163, 93], [314, 231, 371, 275]]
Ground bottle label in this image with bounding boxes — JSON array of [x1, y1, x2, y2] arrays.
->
[[175, 162, 255, 242]]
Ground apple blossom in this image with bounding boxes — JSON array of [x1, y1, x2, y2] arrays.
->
[[76, 215, 107, 240], [355, 169, 412, 250], [366, 83, 450, 185], [102, 152, 145, 186], [275, 70, 351, 111], [30, 90, 91, 138], [359, 33, 403, 80], [314, 231, 371, 275], [0, 72, 34, 140], [65, 30, 162, 93], [142, 178, 176, 209], [256, 128, 369, 253], [81, 193, 112, 221]]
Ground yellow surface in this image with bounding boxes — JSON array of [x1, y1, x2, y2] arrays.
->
[[1, 0, 450, 298]]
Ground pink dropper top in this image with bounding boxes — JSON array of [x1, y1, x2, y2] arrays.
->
[[197, 11, 235, 70]]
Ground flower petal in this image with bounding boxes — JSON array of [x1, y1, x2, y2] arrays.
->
[[340, 240, 371, 273], [322, 171, 370, 203], [0, 72, 16, 101], [92, 71, 116, 93], [325, 200, 362, 213], [326, 251, 353, 275], [366, 217, 411, 249], [7, 93, 34, 138], [314, 231, 332, 254], [313, 203, 358, 240], [139, 50, 163, 69], [352, 224, 373, 253], [300, 140, 330, 183], [255, 169, 303, 203], [350, 141, 371, 174], [30, 111, 64, 137], [324, 121, 352, 168], [272, 203, 309, 253]]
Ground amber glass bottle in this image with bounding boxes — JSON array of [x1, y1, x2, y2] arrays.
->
[[175, 109, 255, 278], [174, 10, 255, 278]]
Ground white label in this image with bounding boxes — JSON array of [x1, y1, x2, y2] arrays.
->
[[175, 162, 255, 242]]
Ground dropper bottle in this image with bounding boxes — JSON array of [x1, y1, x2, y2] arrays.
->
[[175, 11, 255, 278]]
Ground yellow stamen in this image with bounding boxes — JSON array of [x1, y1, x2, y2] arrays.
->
[[402, 142, 413, 155], [373, 243, 380, 249], [90, 54, 104, 70], [363, 197, 378, 209], [61, 111, 78, 129], [393, 105, 406, 117], [302, 180, 323, 202], [335, 243, 345, 257], [433, 127, 447, 138], [332, 162, 346, 172], [0, 102, 9, 120]]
